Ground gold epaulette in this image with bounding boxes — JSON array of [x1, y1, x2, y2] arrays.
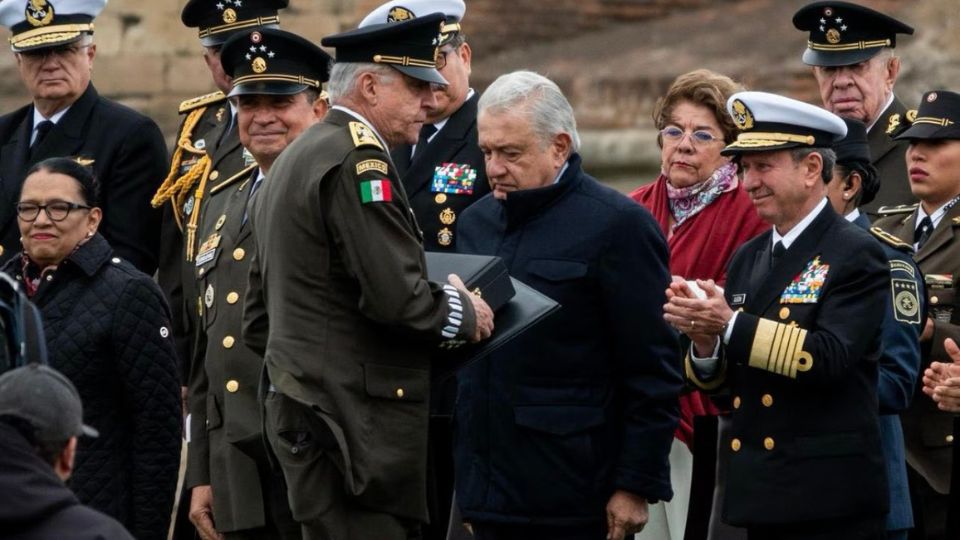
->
[[179, 91, 227, 114], [210, 164, 258, 195], [349, 121, 384, 151], [870, 227, 912, 251], [877, 203, 918, 216]]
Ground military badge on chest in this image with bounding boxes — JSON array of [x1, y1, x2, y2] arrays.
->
[[195, 233, 221, 267], [432, 163, 476, 195], [780, 256, 829, 304]]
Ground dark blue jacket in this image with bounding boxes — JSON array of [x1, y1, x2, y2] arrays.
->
[[453, 154, 681, 525]]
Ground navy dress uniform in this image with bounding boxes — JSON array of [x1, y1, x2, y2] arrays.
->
[[875, 90, 960, 540], [156, 0, 287, 381], [242, 15, 480, 540], [0, 0, 167, 274], [185, 28, 330, 540], [793, 1, 915, 218], [687, 92, 890, 539]]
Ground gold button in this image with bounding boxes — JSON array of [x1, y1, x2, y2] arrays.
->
[[226, 291, 240, 304], [762, 394, 774, 407], [222, 336, 235, 349], [733, 396, 741, 409], [948, 435, 955, 443], [731, 438, 741, 452], [396, 388, 404, 398], [225, 380, 239, 393], [0, 245, 5, 257], [764, 437, 775, 450], [779, 307, 790, 320], [209, 170, 220, 181], [198, 267, 205, 277], [931, 296, 940, 305], [233, 248, 245, 261]]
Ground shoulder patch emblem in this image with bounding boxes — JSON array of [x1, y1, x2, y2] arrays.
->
[[349, 121, 384, 151], [179, 91, 227, 114], [890, 267, 921, 325], [356, 159, 389, 175], [359, 179, 393, 204], [870, 226, 911, 252]]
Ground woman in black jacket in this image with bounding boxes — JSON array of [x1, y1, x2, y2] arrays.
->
[[3, 157, 181, 540]]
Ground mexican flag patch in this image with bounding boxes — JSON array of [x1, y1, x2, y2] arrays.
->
[[360, 179, 393, 203]]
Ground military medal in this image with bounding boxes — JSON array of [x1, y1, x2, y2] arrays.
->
[[434, 193, 447, 204], [439, 208, 456, 225], [195, 233, 221, 267], [204, 284, 215, 309], [431, 163, 477, 195], [780, 256, 830, 304], [183, 195, 196, 216], [438, 227, 453, 247], [215, 214, 227, 230]]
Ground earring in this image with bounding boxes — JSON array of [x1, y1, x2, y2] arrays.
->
[[86, 231, 94, 238]]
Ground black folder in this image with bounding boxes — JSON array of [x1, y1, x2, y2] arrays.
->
[[425, 252, 560, 381]]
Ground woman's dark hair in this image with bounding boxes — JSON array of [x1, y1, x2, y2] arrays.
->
[[836, 159, 880, 207], [24, 157, 100, 207]]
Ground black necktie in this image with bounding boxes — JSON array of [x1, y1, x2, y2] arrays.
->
[[411, 123, 437, 163], [30, 120, 53, 158], [915, 216, 934, 249], [770, 241, 786, 269]]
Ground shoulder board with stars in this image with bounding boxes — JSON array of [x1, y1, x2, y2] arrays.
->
[[870, 227, 912, 253], [210, 164, 258, 195], [179, 91, 227, 114], [349, 121, 384, 151], [877, 204, 918, 216]]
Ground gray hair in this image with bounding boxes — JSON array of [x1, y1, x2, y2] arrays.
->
[[790, 146, 836, 184], [478, 70, 580, 153], [326, 61, 395, 104]]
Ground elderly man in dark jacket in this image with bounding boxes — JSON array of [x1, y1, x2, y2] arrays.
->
[[454, 70, 682, 540]]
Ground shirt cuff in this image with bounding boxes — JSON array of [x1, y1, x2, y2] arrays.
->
[[689, 338, 721, 377], [723, 311, 739, 344]]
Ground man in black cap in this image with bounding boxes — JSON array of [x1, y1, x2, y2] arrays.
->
[[184, 27, 331, 540], [0, 364, 134, 540], [793, 0, 915, 218], [242, 13, 494, 540], [0, 0, 167, 273]]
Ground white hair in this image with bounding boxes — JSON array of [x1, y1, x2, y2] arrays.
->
[[478, 70, 580, 153], [326, 61, 395, 104]]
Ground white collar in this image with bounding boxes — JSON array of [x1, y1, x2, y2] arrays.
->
[[843, 208, 861, 223], [866, 93, 895, 133], [772, 197, 828, 249], [422, 88, 474, 141], [32, 106, 69, 131], [331, 105, 390, 150], [553, 161, 570, 185], [916, 195, 960, 232]]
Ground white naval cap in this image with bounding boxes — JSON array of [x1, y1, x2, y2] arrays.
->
[[0, 0, 106, 52], [358, 0, 464, 45], [722, 91, 847, 156]]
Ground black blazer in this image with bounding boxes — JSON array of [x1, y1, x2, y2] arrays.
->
[[687, 204, 890, 526], [0, 84, 168, 273], [391, 92, 490, 251]]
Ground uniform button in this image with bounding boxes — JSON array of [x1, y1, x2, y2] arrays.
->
[[198, 267, 205, 277], [396, 388, 404, 398], [226, 291, 240, 304], [764, 437, 775, 450], [222, 336, 235, 349], [948, 435, 955, 443], [762, 394, 774, 407], [111, 257, 121, 264], [225, 380, 239, 393], [233, 248, 245, 261], [779, 307, 790, 320], [209, 170, 220, 181], [931, 296, 940, 305], [733, 396, 741, 409], [731, 438, 741, 452]]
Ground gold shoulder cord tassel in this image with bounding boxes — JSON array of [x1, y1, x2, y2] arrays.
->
[[151, 107, 213, 261]]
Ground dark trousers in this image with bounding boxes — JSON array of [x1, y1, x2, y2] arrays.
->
[[225, 459, 301, 540], [746, 515, 885, 540], [264, 391, 422, 540], [472, 522, 606, 540]]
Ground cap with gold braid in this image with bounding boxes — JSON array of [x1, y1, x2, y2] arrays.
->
[[722, 91, 847, 156], [890, 90, 960, 141], [181, 0, 288, 47], [220, 27, 332, 97], [322, 12, 448, 86], [0, 0, 105, 52], [358, 0, 465, 47], [792, 1, 913, 67]]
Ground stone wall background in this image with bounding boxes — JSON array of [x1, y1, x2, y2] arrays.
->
[[0, 0, 956, 176]]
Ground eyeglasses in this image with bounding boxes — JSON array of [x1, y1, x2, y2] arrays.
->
[[16, 201, 91, 222], [19, 44, 90, 62], [660, 126, 720, 146], [436, 48, 456, 70]]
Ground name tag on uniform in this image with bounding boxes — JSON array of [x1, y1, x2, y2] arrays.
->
[[731, 293, 747, 306], [780, 256, 829, 304], [432, 163, 477, 195], [195, 234, 221, 267]]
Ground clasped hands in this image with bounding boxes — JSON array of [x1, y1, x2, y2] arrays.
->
[[663, 277, 734, 355], [922, 337, 960, 413]]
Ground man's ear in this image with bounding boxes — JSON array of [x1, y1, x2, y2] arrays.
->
[[357, 71, 380, 105], [458, 42, 472, 74], [884, 55, 901, 92], [551, 132, 573, 166], [804, 151, 825, 188], [53, 437, 77, 482], [312, 93, 329, 119]]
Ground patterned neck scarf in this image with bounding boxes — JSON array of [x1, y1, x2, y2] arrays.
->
[[665, 161, 738, 230]]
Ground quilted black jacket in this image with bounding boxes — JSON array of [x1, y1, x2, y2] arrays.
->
[[2, 234, 182, 540]]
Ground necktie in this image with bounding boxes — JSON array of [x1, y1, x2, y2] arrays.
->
[[411, 123, 437, 163], [915, 216, 934, 249], [770, 241, 785, 269], [30, 120, 54, 158], [243, 175, 264, 225]]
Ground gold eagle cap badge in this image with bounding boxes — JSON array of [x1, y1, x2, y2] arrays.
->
[[26, 0, 54, 27], [731, 99, 754, 130], [388, 6, 415, 22]]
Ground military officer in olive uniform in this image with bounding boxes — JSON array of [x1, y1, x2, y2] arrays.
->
[[155, 0, 288, 380], [793, 1, 916, 218], [875, 90, 960, 540], [360, 0, 489, 253], [667, 92, 890, 539], [185, 28, 331, 540], [242, 15, 494, 540]]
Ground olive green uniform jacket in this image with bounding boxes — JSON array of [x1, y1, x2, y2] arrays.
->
[[864, 97, 913, 219]]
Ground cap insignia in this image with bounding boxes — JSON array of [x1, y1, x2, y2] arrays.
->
[[245, 42, 275, 66], [250, 31, 262, 44], [928, 92, 938, 103], [26, 0, 54, 27], [731, 99, 754, 130], [252, 56, 267, 73], [823, 7, 833, 17], [388, 6, 415, 22], [906, 109, 918, 122], [885, 113, 900, 135]]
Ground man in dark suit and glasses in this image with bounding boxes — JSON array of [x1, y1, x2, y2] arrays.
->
[[0, 0, 167, 273], [666, 91, 890, 540]]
